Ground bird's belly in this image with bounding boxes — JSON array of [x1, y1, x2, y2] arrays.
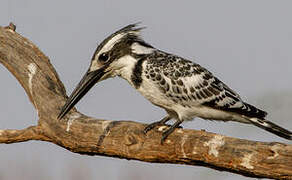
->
[[137, 80, 173, 109], [137, 80, 233, 121], [172, 105, 250, 123], [177, 105, 232, 120], [135, 78, 248, 123]]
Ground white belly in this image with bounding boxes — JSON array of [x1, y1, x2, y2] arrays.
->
[[137, 77, 172, 109], [137, 78, 249, 123]]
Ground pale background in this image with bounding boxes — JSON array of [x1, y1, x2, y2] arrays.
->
[[1, 0, 292, 179]]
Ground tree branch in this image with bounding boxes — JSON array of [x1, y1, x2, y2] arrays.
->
[[0, 126, 51, 143], [0, 23, 291, 179]]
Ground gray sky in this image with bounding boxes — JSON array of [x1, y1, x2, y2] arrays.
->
[[1, 0, 292, 179]]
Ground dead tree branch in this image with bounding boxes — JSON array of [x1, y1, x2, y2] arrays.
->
[[0, 23, 291, 179]]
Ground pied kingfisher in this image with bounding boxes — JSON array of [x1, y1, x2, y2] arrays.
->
[[58, 23, 292, 143]]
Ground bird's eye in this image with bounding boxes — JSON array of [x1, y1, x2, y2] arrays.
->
[[99, 53, 109, 62]]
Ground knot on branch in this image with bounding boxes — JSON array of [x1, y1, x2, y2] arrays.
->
[[4, 22, 16, 31]]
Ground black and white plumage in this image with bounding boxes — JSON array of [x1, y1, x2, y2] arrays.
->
[[58, 23, 292, 142]]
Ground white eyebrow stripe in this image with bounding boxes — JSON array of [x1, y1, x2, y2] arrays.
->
[[97, 32, 126, 57], [131, 42, 154, 54]]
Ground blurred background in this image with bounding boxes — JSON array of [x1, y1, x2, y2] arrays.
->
[[1, 0, 292, 179]]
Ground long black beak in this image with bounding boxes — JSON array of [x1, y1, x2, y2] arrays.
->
[[58, 68, 106, 119]]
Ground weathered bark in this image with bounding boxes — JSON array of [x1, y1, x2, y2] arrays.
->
[[0, 23, 291, 179]]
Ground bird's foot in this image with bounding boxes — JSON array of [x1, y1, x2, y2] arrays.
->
[[143, 116, 183, 144], [160, 127, 175, 144], [143, 116, 172, 134], [144, 121, 168, 134], [160, 120, 183, 144]]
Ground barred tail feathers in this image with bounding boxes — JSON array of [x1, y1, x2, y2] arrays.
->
[[248, 117, 292, 140]]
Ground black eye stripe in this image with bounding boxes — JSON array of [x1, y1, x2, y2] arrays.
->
[[99, 53, 109, 62]]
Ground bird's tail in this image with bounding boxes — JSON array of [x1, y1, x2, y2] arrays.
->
[[247, 117, 292, 140]]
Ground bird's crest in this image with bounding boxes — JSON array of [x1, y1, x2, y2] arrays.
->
[[93, 23, 145, 58]]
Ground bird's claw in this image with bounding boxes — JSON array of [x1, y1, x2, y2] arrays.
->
[[144, 122, 162, 134], [160, 132, 168, 144]]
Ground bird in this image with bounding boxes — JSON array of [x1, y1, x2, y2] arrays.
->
[[58, 23, 292, 143]]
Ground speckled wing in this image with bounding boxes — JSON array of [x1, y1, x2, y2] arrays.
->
[[144, 51, 267, 119]]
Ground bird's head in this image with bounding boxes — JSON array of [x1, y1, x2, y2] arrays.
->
[[58, 23, 154, 119]]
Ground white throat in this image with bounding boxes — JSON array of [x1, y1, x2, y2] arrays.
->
[[113, 55, 138, 85]]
